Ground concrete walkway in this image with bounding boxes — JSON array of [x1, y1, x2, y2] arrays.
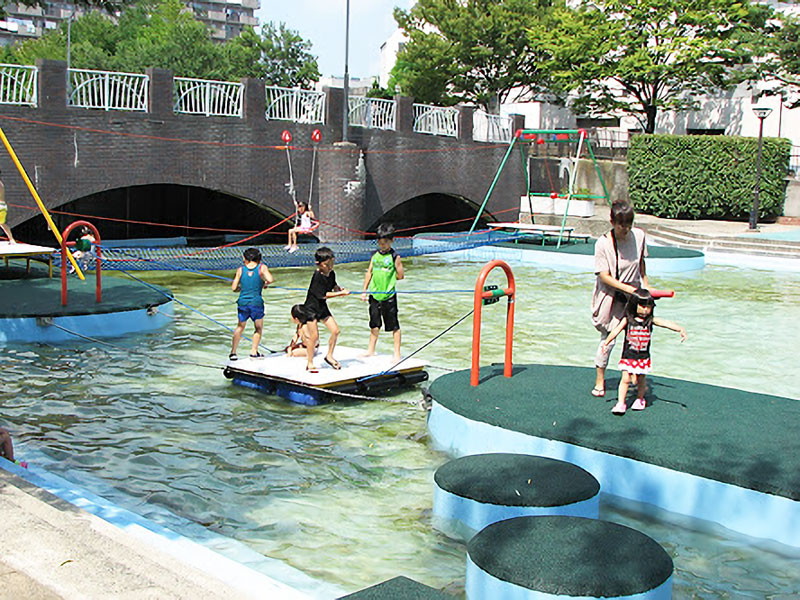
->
[[0, 468, 263, 600]]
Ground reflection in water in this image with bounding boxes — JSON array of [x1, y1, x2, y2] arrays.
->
[[3, 259, 800, 596]]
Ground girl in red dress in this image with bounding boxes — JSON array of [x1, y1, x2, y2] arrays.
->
[[601, 289, 687, 415]]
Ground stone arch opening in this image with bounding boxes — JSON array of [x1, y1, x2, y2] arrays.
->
[[367, 193, 494, 235], [14, 184, 290, 246]]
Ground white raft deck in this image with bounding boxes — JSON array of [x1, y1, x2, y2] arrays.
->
[[1, 241, 56, 276], [223, 345, 428, 405]]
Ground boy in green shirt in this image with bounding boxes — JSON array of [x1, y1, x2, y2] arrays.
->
[[361, 224, 404, 361]]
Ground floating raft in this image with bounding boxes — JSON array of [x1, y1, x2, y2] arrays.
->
[[427, 363, 800, 548], [224, 345, 428, 405]]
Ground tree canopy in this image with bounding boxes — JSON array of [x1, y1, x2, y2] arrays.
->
[[4, 0, 319, 87], [538, 0, 776, 133], [391, 0, 560, 111]]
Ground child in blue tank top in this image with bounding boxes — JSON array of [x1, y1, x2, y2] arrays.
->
[[230, 247, 274, 360]]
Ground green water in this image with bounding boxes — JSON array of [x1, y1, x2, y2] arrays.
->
[[3, 257, 800, 597]]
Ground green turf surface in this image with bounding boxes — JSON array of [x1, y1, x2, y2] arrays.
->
[[338, 576, 451, 599], [430, 364, 800, 500], [468, 516, 673, 596], [495, 239, 703, 258], [435, 454, 599, 507], [0, 273, 172, 318]]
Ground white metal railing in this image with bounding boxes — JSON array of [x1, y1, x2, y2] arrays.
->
[[265, 85, 325, 123], [349, 97, 396, 130], [473, 110, 513, 143], [413, 103, 459, 137], [68, 68, 148, 111], [174, 77, 243, 117], [0, 64, 37, 106], [590, 128, 629, 149]]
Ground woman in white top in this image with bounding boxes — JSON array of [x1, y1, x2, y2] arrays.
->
[[590, 201, 648, 397]]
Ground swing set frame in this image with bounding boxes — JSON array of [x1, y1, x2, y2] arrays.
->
[[469, 128, 611, 247]]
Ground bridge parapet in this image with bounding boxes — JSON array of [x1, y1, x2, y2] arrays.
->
[[1, 61, 515, 143]]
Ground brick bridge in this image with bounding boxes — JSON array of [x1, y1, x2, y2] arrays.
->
[[0, 60, 528, 242]]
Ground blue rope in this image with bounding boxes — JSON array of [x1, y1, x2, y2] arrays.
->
[[112, 266, 277, 354], [356, 308, 475, 385]]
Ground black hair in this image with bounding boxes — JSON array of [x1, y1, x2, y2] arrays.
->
[[610, 201, 635, 226], [376, 223, 395, 240], [625, 288, 655, 326], [314, 246, 335, 264], [243, 247, 262, 263], [298, 202, 308, 211], [291, 304, 312, 323]]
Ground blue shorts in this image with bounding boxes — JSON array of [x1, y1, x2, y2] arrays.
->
[[237, 304, 264, 323]]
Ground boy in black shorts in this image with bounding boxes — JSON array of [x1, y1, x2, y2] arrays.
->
[[304, 247, 350, 369], [361, 223, 404, 361]]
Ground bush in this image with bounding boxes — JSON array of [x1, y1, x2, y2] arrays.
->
[[628, 134, 791, 220]]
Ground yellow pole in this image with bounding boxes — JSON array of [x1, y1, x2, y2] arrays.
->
[[0, 126, 84, 279]]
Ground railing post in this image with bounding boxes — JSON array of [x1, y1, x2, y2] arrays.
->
[[394, 94, 414, 133], [146, 67, 173, 118], [35, 59, 67, 113], [459, 105, 474, 143], [242, 78, 265, 123], [325, 87, 344, 142]]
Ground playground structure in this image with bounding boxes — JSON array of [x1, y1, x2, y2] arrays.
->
[[471, 260, 516, 387], [470, 129, 611, 247]]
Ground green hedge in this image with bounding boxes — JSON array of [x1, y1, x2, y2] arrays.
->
[[628, 134, 790, 220]]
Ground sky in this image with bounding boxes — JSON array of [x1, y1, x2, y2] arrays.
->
[[255, 0, 416, 80]]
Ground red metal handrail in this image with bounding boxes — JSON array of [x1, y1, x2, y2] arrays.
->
[[61, 220, 102, 306], [471, 260, 515, 387]]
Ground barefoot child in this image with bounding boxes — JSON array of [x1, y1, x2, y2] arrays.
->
[[361, 223, 404, 361], [230, 247, 274, 360], [286, 304, 320, 372], [286, 202, 316, 253], [602, 288, 686, 415], [304, 247, 349, 369]]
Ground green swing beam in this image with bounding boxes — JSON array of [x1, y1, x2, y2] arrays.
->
[[468, 129, 612, 248]]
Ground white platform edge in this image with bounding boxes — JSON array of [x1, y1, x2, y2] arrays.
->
[[428, 402, 800, 548]]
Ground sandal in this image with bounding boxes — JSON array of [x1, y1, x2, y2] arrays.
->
[[250, 352, 264, 359], [591, 387, 605, 397], [631, 398, 647, 411], [306, 365, 319, 373], [229, 353, 238, 361], [324, 356, 341, 370]]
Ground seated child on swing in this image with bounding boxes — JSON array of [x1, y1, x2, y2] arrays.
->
[[286, 304, 320, 372], [601, 288, 686, 415], [286, 202, 316, 253]]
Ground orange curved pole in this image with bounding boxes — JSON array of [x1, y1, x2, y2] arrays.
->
[[471, 259, 516, 386], [61, 220, 102, 306]]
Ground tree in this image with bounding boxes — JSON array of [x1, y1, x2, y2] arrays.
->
[[222, 22, 319, 87], [763, 13, 800, 108], [392, 0, 560, 111], [540, 0, 776, 133], [3, 0, 319, 87]]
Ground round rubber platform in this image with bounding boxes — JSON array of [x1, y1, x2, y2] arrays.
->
[[435, 454, 599, 507], [433, 454, 600, 538], [466, 516, 673, 599]]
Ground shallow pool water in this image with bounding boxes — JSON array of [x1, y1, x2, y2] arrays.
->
[[3, 256, 800, 597]]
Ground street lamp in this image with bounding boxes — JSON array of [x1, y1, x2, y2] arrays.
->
[[342, 0, 350, 143], [749, 105, 773, 230]]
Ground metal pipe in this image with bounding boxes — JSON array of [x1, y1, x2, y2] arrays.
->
[[342, 0, 350, 143]]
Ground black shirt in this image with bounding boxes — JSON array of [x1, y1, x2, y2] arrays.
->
[[304, 269, 337, 320]]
